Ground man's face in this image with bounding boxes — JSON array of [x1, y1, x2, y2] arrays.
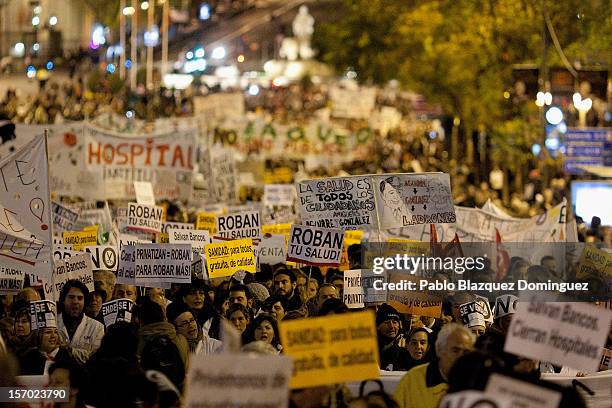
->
[[64, 287, 85, 318], [317, 286, 338, 307], [114, 285, 137, 302], [87, 294, 103, 316], [14, 314, 31, 337], [228, 290, 248, 308], [270, 301, 286, 321], [229, 310, 249, 333], [94, 272, 114, 302], [438, 330, 474, 378], [274, 274, 295, 297], [377, 319, 400, 339], [41, 328, 60, 352], [174, 311, 198, 340], [383, 185, 402, 206], [542, 258, 556, 272]]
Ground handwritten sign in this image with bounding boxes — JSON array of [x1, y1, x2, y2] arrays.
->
[[62, 230, 97, 251], [258, 234, 287, 265], [387, 274, 443, 318], [504, 296, 612, 373], [0, 135, 53, 280], [51, 201, 79, 231], [297, 176, 377, 230], [84, 246, 119, 271], [343, 270, 365, 308], [372, 173, 455, 228], [169, 228, 210, 255], [49, 253, 94, 301], [126, 202, 164, 234], [205, 239, 256, 278], [279, 310, 379, 388], [0, 257, 26, 293], [134, 244, 191, 286], [286, 225, 344, 266], [196, 212, 217, 233]]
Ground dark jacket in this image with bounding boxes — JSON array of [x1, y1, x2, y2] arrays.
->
[[137, 322, 189, 368], [18, 347, 76, 375]]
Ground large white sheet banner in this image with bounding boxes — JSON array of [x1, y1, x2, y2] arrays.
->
[[83, 124, 197, 200], [0, 134, 53, 280]]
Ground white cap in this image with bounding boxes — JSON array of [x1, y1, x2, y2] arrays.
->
[[494, 294, 519, 319]]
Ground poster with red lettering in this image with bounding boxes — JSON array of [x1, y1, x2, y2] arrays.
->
[[84, 125, 197, 201]]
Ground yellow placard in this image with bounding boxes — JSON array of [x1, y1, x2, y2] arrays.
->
[[387, 273, 442, 318], [279, 310, 379, 389], [577, 246, 612, 292], [344, 230, 364, 246], [62, 230, 98, 251], [205, 238, 256, 278], [196, 212, 217, 233], [156, 233, 169, 244], [262, 223, 292, 237]]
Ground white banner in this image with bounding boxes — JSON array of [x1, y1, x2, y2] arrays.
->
[[286, 225, 344, 266], [184, 354, 291, 408], [330, 86, 377, 119], [134, 244, 191, 286], [372, 173, 455, 229], [297, 176, 377, 230], [216, 210, 261, 240], [505, 296, 612, 373], [83, 125, 196, 200], [0, 134, 53, 281]]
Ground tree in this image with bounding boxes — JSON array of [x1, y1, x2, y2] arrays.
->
[[314, 0, 611, 165]]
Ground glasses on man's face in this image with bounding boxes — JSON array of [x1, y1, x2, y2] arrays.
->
[[176, 317, 196, 328]]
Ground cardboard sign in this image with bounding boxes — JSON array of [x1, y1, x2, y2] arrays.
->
[[258, 234, 287, 265], [84, 246, 119, 271], [599, 348, 612, 371], [184, 354, 291, 408], [205, 239, 256, 278], [101, 298, 134, 328], [504, 296, 612, 373], [133, 181, 155, 206], [279, 310, 379, 388], [62, 230, 97, 251], [117, 245, 135, 285], [0, 257, 26, 293], [343, 270, 365, 308], [387, 273, 443, 318], [215, 211, 261, 240], [485, 373, 562, 408], [161, 221, 194, 235], [196, 212, 217, 233], [297, 176, 377, 230], [126, 202, 164, 234], [0, 135, 53, 281], [29, 300, 57, 330], [494, 294, 518, 319], [49, 253, 94, 301], [168, 228, 210, 255], [263, 184, 297, 206], [134, 244, 192, 286], [438, 390, 511, 408], [372, 173, 455, 228], [286, 225, 344, 266], [51, 201, 79, 231], [576, 245, 612, 288]]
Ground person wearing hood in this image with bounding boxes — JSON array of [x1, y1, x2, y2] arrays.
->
[[166, 301, 222, 355], [376, 303, 411, 371], [136, 297, 189, 369]]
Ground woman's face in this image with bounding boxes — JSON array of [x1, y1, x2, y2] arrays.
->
[[14, 314, 31, 337], [254, 320, 275, 344], [183, 289, 205, 310], [40, 328, 59, 353], [229, 311, 249, 333], [407, 331, 429, 360], [174, 312, 198, 340]]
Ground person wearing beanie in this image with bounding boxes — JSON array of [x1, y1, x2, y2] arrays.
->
[[376, 303, 411, 371], [246, 282, 270, 310], [166, 301, 222, 355]]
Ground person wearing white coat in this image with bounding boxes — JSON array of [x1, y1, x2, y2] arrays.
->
[[57, 280, 105, 364]]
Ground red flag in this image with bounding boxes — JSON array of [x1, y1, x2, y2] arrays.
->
[[444, 233, 464, 258], [495, 228, 510, 281], [430, 224, 442, 257]]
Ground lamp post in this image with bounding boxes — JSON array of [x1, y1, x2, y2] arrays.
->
[[130, 0, 138, 91], [119, 0, 126, 80], [145, 1, 154, 90], [573, 93, 592, 128]]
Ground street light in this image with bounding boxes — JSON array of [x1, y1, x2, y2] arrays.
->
[[211, 46, 226, 60], [123, 6, 135, 15], [573, 93, 592, 128], [49, 16, 58, 26], [141, 1, 149, 10]]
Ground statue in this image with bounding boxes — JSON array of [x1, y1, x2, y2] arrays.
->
[[291, 5, 315, 60]]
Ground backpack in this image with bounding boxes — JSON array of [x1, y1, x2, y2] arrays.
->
[[141, 335, 185, 390]]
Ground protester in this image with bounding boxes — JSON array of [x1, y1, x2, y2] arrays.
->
[[57, 280, 105, 364], [262, 294, 289, 321], [273, 268, 302, 311], [49, 359, 87, 408], [393, 323, 475, 408], [85, 289, 107, 322], [18, 327, 76, 375], [113, 284, 138, 302], [376, 304, 410, 371], [404, 327, 434, 370], [166, 301, 222, 355], [245, 313, 282, 354]]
